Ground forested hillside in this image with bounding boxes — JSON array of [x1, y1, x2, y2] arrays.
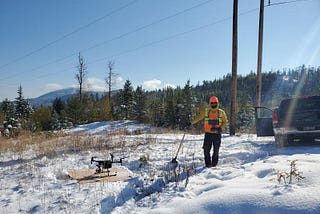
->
[[144, 65, 320, 130], [1, 65, 319, 134]]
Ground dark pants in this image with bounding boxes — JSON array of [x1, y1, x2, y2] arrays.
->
[[203, 133, 221, 167]]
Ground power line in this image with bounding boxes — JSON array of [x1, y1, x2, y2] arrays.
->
[[1, 0, 314, 84], [80, 0, 217, 53], [89, 17, 234, 64], [0, 0, 138, 71], [15, 8, 260, 84], [0, 0, 216, 80], [268, 0, 312, 7], [0, 53, 75, 81], [82, 7, 261, 65]]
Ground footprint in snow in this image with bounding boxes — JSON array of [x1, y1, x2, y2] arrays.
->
[[255, 169, 275, 178], [192, 183, 224, 196]]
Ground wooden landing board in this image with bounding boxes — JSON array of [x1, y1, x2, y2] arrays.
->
[[68, 167, 132, 184]]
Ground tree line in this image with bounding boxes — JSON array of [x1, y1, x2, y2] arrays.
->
[[1, 64, 319, 135]]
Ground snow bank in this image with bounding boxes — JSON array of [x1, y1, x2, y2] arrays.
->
[[65, 120, 152, 135], [1, 122, 320, 213]]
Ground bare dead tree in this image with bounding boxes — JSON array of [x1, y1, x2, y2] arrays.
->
[[75, 52, 87, 102], [105, 61, 118, 119]]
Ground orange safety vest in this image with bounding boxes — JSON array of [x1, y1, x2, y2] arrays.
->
[[204, 108, 222, 133]]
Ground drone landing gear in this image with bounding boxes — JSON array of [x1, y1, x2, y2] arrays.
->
[[95, 165, 117, 177]]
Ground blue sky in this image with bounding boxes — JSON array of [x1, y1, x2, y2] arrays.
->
[[0, 0, 319, 101]]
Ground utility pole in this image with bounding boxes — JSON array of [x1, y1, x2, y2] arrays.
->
[[230, 0, 238, 136], [256, 0, 264, 107]]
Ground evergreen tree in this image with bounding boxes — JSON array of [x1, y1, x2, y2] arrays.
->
[[179, 80, 193, 130], [32, 107, 52, 131], [86, 99, 97, 123], [118, 80, 134, 119], [65, 96, 85, 126], [0, 99, 15, 120], [15, 85, 32, 120], [150, 99, 165, 127], [99, 96, 112, 121], [133, 86, 147, 122], [0, 109, 4, 123], [51, 111, 61, 130], [236, 97, 255, 131], [52, 98, 65, 115], [51, 98, 68, 129], [164, 87, 176, 128]]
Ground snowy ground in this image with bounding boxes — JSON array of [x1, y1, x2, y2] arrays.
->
[[1, 121, 320, 213]]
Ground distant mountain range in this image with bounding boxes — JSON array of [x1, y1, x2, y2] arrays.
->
[[28, 88, 108, 107]]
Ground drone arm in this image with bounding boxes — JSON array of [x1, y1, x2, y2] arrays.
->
[[91, 157, 96, 164]]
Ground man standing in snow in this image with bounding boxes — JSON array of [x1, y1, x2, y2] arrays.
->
[[191, 96, 227, 168]]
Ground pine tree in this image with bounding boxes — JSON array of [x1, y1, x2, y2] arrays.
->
[[236, 97, 255, 131], [32, 107, 52, 131], [147, 89, 166, 127], [118, 80, 134, 119], [99, 96, 112, 121], [179, 80, 193, 130], [0, 98, 15, 120], [164, 87, 176, 128], [65, 96, 84, 126], [51, 111, 61, 130], [133, 86, 147, 123], [52, 98, 65, 115], [15, 85, 32, 120], [0, 109, 5, 124], [151, 99, 165, 127], [86, 99, 98, 123]]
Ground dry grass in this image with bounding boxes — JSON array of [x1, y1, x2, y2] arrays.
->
[[0, 129, 156, 160], [0, 126, 200, 161], [0, 131, 61, 153]]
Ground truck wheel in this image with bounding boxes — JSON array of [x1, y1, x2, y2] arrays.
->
[[275, 135, 287, 147]]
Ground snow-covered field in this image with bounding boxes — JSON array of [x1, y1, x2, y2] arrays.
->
[[1, 121, 320, 213]]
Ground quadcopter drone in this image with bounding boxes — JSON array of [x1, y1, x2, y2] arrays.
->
[[91, 154, 126, 176]]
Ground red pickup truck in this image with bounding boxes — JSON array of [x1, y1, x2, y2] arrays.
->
[[255, 96, 320, 146]]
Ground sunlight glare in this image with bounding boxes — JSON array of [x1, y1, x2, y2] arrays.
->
[[289, 16, 320, 67], [283, 16, 320, 127]]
